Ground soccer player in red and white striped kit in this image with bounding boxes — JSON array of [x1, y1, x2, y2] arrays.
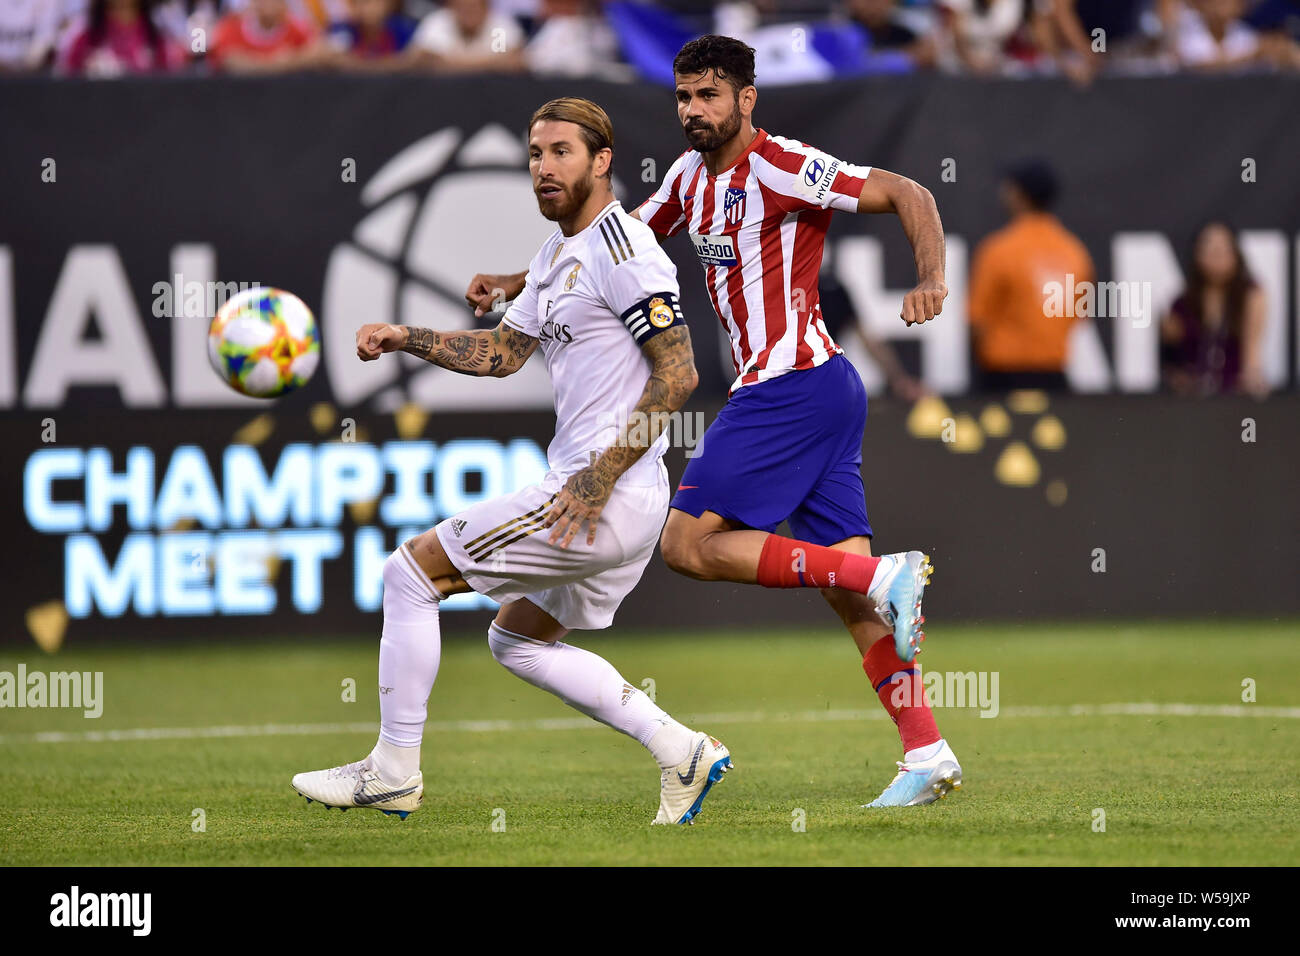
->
[[468, 35, 959, 808]]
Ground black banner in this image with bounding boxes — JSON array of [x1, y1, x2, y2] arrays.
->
[[1, 73, 1298, 408], [6, 393, 1298, 645], [2, 75, 1298, 645]]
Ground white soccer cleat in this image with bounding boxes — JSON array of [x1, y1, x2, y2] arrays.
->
[[292, 758, 423, 819], [867, 551, 933, 663], [652, 732, 733, 825]]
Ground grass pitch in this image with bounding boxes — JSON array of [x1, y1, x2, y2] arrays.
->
[[1, 621, 1297, 866]]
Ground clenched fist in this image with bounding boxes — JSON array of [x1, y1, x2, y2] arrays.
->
[[356, 323, 407, 361], [901, 278, 947, 326], [464, 272, 526, 317]]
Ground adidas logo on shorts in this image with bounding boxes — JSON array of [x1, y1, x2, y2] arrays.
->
[[450, 519, 467, 537]]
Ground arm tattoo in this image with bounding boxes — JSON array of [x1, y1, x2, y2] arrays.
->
[[403, 327, 438, 360], [443, 334, 487, 366], [589, 326, 697, 488], [399, 324, 536, 377], [502, 326, 537, 362]]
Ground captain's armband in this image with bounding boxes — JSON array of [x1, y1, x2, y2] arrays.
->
[[620, 292, 685, 346]]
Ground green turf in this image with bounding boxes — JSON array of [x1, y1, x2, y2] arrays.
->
[[1, 621, 1297, 866]]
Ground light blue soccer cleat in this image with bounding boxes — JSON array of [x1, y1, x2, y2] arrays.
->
[[863, 740, 962, 808], [869, 551, 933, 663]]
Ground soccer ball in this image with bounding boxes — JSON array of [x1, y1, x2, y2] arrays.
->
[[208, 288, 320, 398]]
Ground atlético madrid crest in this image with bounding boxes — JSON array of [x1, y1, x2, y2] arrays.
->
[[724, 187, 746, 225]]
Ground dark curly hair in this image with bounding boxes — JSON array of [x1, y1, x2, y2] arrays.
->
[[672, 34, 756, 95]]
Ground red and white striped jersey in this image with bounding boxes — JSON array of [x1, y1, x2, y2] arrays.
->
[[636, 129, 871, 392]]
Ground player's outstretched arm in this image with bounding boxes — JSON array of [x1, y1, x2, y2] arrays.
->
[[464, 272, 529, 317], [354, 321, 537, 377], [855, 168, 948, 326], [545, 326, 698, 549]]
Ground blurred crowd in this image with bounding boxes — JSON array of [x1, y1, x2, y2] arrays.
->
[[964, 162, 1271, 398], [828, 158, 1271, 401], [1, 0, 1297, 78]]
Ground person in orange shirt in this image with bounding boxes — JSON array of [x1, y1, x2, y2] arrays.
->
[[968, 160, 1095, 392]]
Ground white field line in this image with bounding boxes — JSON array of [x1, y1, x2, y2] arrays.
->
[[1, 702, 1298, 745]]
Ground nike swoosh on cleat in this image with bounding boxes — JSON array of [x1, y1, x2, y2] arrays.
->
[[677, 739, 707, 786], [676, 484, 699, 491], [354, 786, 418, 806]]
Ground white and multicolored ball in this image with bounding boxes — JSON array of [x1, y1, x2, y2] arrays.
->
[[208, 288, 320, 398]]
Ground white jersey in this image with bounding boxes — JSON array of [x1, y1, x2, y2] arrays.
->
[[503, 199, 684, 484], [0, 0, 61, 68]]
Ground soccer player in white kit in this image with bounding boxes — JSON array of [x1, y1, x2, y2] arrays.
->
[[291, 98, 733, 826], [466, 38, 961, 810]]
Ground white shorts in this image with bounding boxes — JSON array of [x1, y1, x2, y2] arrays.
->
[[434, 460, 670, 630]]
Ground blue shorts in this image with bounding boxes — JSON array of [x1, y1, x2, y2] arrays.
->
[[672, 354, 873, 545]]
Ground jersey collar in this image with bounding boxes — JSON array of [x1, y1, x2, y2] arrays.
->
[[562, 199, 622, 240], [704, 128, 768, 180]]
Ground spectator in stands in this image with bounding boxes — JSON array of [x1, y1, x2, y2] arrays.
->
[[409, 0, 526, 72], [152, 0, 220, 58], [936, 0, 1026, 74], [58, 0, 187, 74], [224, 0, 346, 31], [1041, 0, 1152, 84], [0, 0, 63, 70], [1248, 0, 1300, 68], [209, 0, 321, 71], [846, 0, 937, 68], [326, 0, 417, 62], [1173, 0, 1261, 70], [525, 0, 625, 78], [969, 160, 1094, 392], [1161, 221, 1268, 397]]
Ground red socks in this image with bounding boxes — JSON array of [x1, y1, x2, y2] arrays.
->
[[863, 635, 941, 753], [756, 534, 880, 592], [757, 536, 936, 753]]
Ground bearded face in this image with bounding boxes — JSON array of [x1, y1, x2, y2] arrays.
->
[[676, 70, 746, 155]]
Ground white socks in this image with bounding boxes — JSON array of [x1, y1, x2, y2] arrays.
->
[[905, 739, 946, 764], [371, 736, 420, 784], [368, 543, 699, 783], [487, 622, 695, 769], [372, 546, 443, 783], [645, 719, 697, 770], [867, 553, 898, 600]]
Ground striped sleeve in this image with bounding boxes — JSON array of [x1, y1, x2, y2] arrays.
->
[[599, 216, 684, 346], [754, 136, 871, 214], [634, 152, 691, 237]]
